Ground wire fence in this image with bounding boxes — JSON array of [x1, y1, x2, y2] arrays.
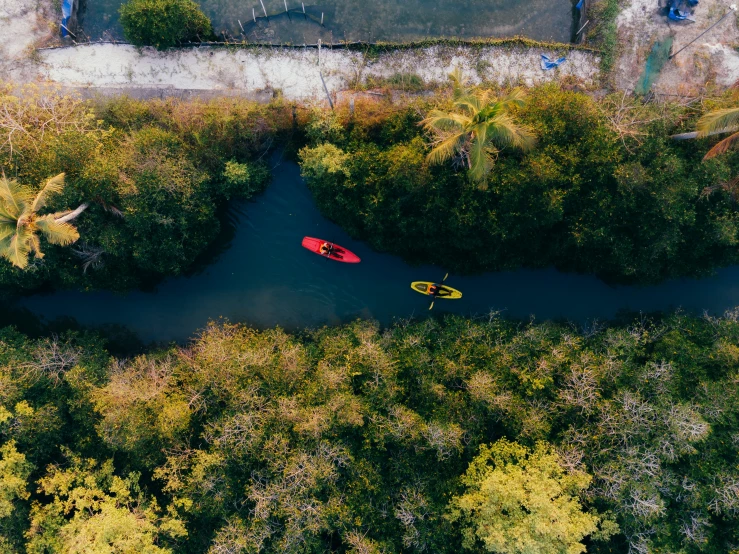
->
[[51, 0, 598, 52], [42, 35, 601, 54]]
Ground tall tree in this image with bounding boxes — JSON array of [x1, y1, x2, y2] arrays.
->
[[25, 452, 186, 554], [448, 439, 612, 554], [696, 106, 739, 159], [420, 69, 535, 184], [0, 173, 87, 269]]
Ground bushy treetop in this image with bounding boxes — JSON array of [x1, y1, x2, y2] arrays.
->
[[120, 0, 214, 50]]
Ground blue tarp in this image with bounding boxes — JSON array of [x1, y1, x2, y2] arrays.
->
[[540, 54, 567, 70], [576, 0, 584, 9], [668, 6, 695, 21], [61, 0, 73, 37]]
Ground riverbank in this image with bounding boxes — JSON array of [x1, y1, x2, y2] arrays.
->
[[16, 154, 739, 343]]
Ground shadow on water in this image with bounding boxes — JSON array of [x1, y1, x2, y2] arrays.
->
[[184, 202, 249, 278], [11, 157, 739, 344], [0, 304, 146, 356]]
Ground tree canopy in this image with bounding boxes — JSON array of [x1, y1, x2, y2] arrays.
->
[[0, 311, 737, 553], [450, 439, 610, 554], [301, 85, 739, 283], [120, 0, 214, 50], [0, 87, 275, 292], [421, 69, 535, 184]]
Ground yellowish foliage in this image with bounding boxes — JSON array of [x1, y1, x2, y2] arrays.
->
[[299, 143, 351, 181], [449, 439, 609, 554], [0, 173, 81, 269], [26, 452, 185, 554], [0, 440, 32, 518]]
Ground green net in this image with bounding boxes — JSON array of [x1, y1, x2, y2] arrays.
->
[[634, 37, 673, 95]]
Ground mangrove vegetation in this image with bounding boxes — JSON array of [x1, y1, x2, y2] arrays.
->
[[300, 82, 739, 283], [2, 50, 739, 554], [0, 311, 736, 553], [0, 85, 281, 292]]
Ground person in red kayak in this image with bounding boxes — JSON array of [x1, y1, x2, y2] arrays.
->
[[320, 242, 334, 257]]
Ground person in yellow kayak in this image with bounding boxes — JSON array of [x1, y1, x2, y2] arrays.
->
[[428, 283, 448, 297]]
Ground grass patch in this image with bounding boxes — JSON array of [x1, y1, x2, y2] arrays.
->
[[363, 72, 427, 92], [586, 0, 621, 81]]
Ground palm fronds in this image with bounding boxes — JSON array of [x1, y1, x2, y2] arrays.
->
[[696, 107, 739, 160], [35, 214, 80, 245], [703, 131, 739, 160], [421, 70, 535, 184], [696, 107, 739, 137], [2, 230, 32, 269], [0, 176, 31, 217], [0, 173, 85, 269], [72, 243, 106, 273], [449, 67, 470, 100], [31, 173, 66, 212], [426, 132, 469, 167]]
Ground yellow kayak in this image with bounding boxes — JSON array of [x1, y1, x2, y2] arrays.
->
[[410, 281, 463, 299]]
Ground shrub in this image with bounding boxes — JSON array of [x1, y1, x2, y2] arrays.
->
[[365, 72, 427, 92], [0, 88, 277, 293], [222, 160, 270, 197], [119, 0, 213, 50]]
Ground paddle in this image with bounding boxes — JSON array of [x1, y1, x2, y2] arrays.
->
[[429, 272, 449, 311]]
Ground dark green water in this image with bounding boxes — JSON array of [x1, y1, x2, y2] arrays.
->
[[77, 0, 575, 43], [12, 158, 739, 343]]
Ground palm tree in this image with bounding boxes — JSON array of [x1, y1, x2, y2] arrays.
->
[[696, 106, 739, 159], [420, 69, 536, 184], [0, 173, 88, 269]]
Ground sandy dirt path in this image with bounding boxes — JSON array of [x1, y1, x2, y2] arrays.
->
[[0, 0, 598, 100], [33, 43, 599, 101], [0, 0, 57, 82], [4, 0, 739, 101]]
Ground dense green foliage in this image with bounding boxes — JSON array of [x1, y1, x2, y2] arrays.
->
[[0, 311, 737, 553], [5, 85, 739, 293], [300, 86, 739, 283], [0, 86, 281, 292], [120, 0, 214, 50]]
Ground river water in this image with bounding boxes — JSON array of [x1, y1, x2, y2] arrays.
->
[[77, 0, 575, 44], [12, 158, 739, 343]]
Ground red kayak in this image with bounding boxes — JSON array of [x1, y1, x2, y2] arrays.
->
[[302, 237, 360, 263]]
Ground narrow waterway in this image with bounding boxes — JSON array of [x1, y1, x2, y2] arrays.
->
[[14, 158, 739, 342]]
